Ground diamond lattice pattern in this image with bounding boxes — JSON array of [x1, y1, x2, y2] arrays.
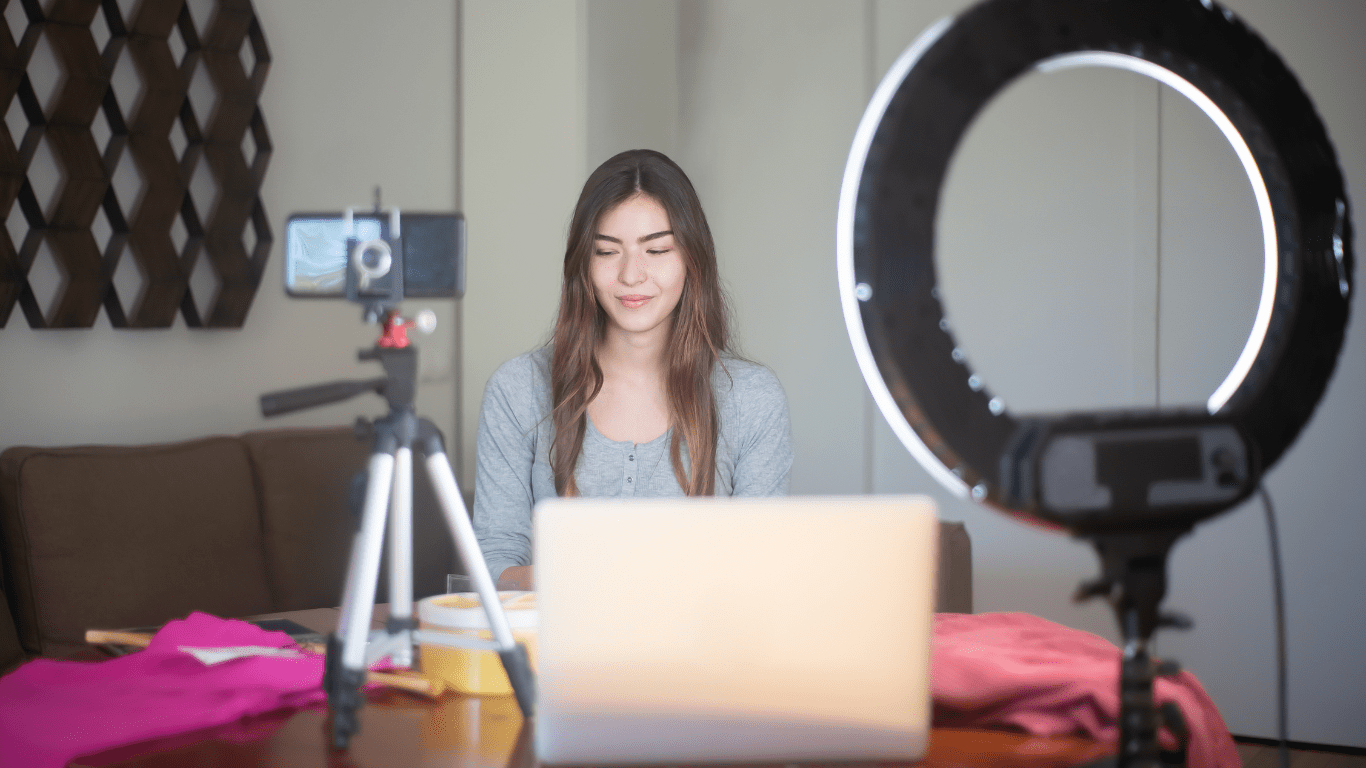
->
[[1, 0, 271, 328]]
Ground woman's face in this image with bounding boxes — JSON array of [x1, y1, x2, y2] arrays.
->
[[590, 194, 686, 343]]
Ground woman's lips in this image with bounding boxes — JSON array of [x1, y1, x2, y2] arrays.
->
[[618, 295, 652, 309]]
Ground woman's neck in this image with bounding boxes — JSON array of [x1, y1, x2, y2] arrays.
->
[[596, 321, 670, 376], [589, 323, 673, 444]]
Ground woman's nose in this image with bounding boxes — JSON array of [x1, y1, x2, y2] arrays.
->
[[619, 250, 646, 285]]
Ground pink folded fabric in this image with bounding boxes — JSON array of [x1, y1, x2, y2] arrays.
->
[[932, 611, 1240, 768], [0, 612, 335, 768]]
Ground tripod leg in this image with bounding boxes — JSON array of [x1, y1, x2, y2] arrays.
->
[[386, 444, 415, 668], [328, 447, 396, 748], [416, 420, 536, 719]]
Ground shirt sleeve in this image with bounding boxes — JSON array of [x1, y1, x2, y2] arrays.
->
[[472, 357, 540, 580], [729, 364, 793, 497]]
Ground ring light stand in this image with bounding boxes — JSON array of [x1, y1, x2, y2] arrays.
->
[[837, 1, 1352, 765]]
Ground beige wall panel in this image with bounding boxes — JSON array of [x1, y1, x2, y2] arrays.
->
[[460, 1, 587, 486], [586, 0, 679, 169]]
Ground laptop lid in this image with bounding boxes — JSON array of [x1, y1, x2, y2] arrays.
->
[[532, 495, 938, 765]]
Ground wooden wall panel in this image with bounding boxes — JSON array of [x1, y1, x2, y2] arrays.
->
[[0, 0, 270, 328]]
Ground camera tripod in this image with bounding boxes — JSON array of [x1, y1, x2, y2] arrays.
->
[[261, 340, 535, 749]]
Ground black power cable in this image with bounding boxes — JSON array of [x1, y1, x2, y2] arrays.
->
[[1258, 484, 1289, 768]]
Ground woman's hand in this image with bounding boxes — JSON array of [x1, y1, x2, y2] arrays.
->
[[500, 565, 535, 591]]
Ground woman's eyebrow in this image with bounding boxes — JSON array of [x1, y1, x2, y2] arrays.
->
[[594, 230, 674, 244]]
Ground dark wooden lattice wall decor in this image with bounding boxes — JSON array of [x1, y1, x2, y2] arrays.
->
[[0, 0, 271, 328]]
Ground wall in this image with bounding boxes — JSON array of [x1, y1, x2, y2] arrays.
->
[[0, 0, 461, 455], [585, 0, 679, 170], [458, 1, 587, 487], [551, 0, 1364, 747]]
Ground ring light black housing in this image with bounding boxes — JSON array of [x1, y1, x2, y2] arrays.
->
[[838, 0, 1353, 538]]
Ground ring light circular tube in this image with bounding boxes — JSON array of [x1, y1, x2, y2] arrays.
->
[[838, 16, 966, 499], [1033, 51, 1278, 415], [837, 0, 1353, 532]]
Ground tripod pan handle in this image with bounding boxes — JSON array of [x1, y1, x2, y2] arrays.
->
[[260, 378, 387, 417]]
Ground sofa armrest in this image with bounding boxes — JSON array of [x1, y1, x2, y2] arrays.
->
[[0, 548, 24, 674], [936, 521, 973, 614]]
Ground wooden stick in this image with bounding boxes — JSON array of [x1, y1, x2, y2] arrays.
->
[[84, 630, 443, 697], [366, 670, 444, 697], [85, 629, 153, 647]]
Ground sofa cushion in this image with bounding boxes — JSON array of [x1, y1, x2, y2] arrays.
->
[[0, 438, 276, 657], [241, 427, 455, 612]]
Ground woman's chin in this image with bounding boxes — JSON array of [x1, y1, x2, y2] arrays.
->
[[604, 314, 672, 341]]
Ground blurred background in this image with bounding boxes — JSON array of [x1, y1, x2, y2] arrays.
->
[[1, 0, 1361, 748]]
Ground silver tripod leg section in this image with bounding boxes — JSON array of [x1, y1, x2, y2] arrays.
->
[[420, 442, 535, 718], [338, 451, 396, 671], [422, 452, 517, 650], [387, 446, 415, 667]]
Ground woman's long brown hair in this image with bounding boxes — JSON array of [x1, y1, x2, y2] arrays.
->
[[550, 150, 729, 496]]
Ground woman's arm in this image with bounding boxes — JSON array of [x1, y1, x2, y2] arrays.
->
[[497, 565, 535, 591], [728, 364, 793, 496], [472, 356, 543, 581]]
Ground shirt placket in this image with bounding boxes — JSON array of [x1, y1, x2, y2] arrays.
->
[[622, 446, 637, 496]]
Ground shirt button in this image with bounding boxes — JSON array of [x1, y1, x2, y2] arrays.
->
[[628, 455, 635, 461], [626, 477, 633, 483]]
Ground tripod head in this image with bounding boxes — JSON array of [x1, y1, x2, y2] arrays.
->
[[263, 233, 436, 419]]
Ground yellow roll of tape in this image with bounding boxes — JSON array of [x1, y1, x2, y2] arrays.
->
[[418, 592, 538, 696]]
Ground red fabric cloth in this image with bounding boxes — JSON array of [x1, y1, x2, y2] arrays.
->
[[0, 612, 337, 768], [932, 612, 1241, 768]]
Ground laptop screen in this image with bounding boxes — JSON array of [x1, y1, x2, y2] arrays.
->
[[532, 495, 938, 764]]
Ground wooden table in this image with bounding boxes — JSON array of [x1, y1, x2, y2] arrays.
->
[[68, 608, 1114, 768]]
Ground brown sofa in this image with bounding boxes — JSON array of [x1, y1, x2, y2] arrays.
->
[[0, 427, 456, 667], [0, 426, 973, 674]]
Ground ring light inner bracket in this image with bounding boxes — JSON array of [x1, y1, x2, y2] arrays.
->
[[837, 0, 1353, 537]]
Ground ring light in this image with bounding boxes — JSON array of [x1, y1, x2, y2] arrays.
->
[[838, 0, 1353, 537], [839, 3, 1354, 762]]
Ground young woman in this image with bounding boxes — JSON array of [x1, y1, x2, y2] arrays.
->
[[472, 150, 792, 589]]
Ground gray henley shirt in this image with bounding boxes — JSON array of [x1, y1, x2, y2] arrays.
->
[[472, 345, 792, 580]]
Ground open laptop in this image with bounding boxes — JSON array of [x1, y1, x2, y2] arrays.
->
[[532, 495, 938, 765]]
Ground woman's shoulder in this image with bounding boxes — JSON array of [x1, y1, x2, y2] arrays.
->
[[713, 355, 785, 402], [485, 345, 553, 399]]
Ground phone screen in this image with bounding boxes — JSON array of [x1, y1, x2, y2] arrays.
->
[[285, 216, 383, 295], [284, 212, 464, 299]]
